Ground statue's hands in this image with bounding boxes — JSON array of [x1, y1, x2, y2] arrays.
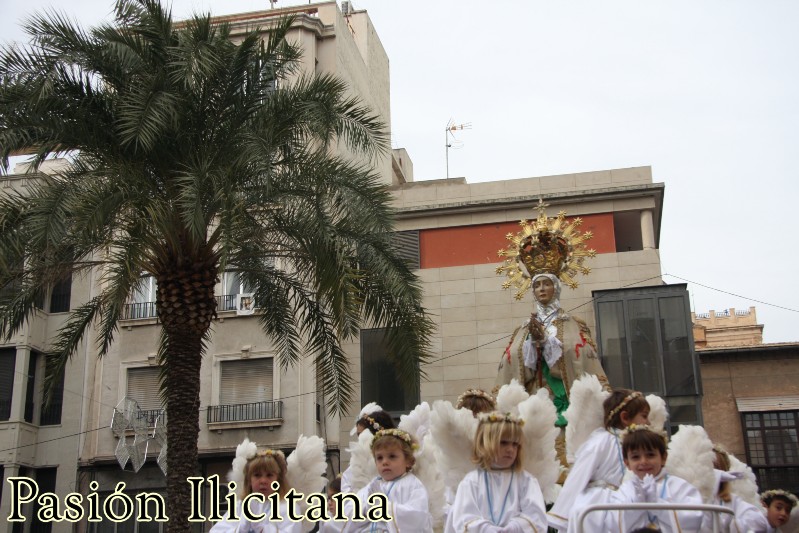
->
[[528, 314, 546, 342]]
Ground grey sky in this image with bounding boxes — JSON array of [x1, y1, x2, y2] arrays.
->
[[3, 0, 798, 342]]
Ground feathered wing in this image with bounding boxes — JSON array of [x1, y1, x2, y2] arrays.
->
[[666, 425, 716, 502], [495, 379, 529, 416], [727, 453, 760, 507], [412, 432, 447, 528], [429, 400, 478, 493], [646, 394, 669, 432], [563, 374, 609, 464], [398, 401, 431, 443], [228, 437, 258, 497], [286, 434, 327, 498], [518, 388, 561, 503], [345, 428, 378, 492]]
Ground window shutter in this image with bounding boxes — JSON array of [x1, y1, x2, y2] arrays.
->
[[392, 231, 420, 269], [126, 367, 162, 411], [220, 358, 273, 406]]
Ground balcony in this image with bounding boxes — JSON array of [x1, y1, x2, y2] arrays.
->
[[206, 399, 283, 431], [121, 295, 259, 321]]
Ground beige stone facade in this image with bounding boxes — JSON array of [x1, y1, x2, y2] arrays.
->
[[692, 306, 764, 348]]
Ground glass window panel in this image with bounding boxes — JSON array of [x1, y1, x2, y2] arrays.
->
[[627, 299, 663, 394], [658, 297, 696, 395], [132, 276, 155, 304], [764, 413, 778, 427], [361, 328, 419, 415], [596, 301, 631, 389], [744, 413, 759, 429]]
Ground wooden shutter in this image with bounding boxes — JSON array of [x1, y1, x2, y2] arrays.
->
[[126, 367, 162, 411], [220, 358, 273, 405]]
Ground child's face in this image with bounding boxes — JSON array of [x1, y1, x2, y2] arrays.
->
[[621, 408, 650, 427], [493, 439, 520, 469], [624, 447, 666, 479], [766, 499, 792, 528], [250, 469, 279, 496], [327, 488, 337, 514], [374, 443, 412, 482]]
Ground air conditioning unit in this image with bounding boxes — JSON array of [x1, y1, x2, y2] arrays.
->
[[341, 1, 352, 15]]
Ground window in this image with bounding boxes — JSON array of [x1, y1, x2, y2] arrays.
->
[[391, 231, 420, 270], [127, 366, 164, 425], [208, 358, 279, 423], [593, 284, 701, 434], [0, 348, 15, 421], [40, 366, 64, 426], [220, 271, 253, 311], [24, 353, 37, 423], [48, 274, 71, 313], [30, 467, 57, 533], [742, 410, 799, 492], [126, 275, 157, 319], [360, 328, 419, 417]]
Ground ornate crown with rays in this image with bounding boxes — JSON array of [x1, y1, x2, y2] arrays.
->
[[496, 199, 596, 300]]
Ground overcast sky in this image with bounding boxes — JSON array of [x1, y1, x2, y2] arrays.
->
[[3, 0, 798, 343]]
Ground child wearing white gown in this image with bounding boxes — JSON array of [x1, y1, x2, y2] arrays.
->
[[700, 446, 768, 532], [331, 428, 433, 533], [606, 425, 703, 533], [445, 411, 548, 532], [210, 447, 303, 533], [759, 489, 798, 532], [548, 388, 650, 532]]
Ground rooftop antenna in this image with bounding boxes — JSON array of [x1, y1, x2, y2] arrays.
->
[[445, 119, 471, 179], [269, 0, 277, 8]]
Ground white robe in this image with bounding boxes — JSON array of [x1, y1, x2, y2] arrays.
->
[[702, 494, 770, 533], [547, 427, 625, 532], [323, 472, 433, 533], [445, 468, 548, 533], [209, 498, 304, 533], [605, 471, 703, 533]]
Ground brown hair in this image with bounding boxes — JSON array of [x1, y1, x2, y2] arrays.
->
[[372, 434, 415, 471], [456, 389, 496, 416], [622, 427, 667, 459], [713, 445, 733, 502], [605, 389, 650, 429], [472, 414, 524, 471], [357, 410, 396, 433], [244, 452, 289, 498]]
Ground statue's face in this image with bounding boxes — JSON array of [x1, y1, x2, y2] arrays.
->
[[533, 277, 555, 305]]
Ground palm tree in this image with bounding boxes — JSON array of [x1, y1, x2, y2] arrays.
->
[[0, 0, 433, 529]]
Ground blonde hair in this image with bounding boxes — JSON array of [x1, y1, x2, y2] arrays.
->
[[372, 432, 416, 471], [713, 445, 733, 502], [472, 412, 524, 471], [243, 451, 289, 498]]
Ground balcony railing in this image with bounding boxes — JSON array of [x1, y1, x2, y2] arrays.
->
[[207, 399, 282, 424], [121, 295, 259, 320]]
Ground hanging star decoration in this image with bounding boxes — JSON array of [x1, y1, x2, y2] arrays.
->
[[111, 397, 167, 475], [496, 199, 596, 300]]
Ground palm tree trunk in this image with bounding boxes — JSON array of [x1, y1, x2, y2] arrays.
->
[[157, 260, 218, 532]]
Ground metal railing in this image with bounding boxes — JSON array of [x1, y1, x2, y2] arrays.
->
[[121, 294, 259, 320], [206, 399, 282, 424], [574, 502, 735, 533]]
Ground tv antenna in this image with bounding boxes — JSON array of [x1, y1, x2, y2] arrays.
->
[[445, 119, 471, 179]]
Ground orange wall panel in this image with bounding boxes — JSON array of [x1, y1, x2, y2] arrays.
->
[[419, 213, 616, 269]]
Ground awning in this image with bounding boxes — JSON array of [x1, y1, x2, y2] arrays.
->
[[735, 396, 799, 412]]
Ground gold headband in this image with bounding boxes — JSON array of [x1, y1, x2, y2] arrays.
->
[[606, 391, 644, 424], [620, 423, 668, 443], [478, 411, 525, 426], [371, 428, 419, 451], [456, 389, 496, 409], [761, 489, 798, 506], [255, 448, 285, 460]]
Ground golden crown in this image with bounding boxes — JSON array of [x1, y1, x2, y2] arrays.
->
[[496, 199, 596, 300]]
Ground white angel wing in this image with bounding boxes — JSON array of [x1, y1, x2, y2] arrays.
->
[[727, 453, 760, 507], [495, 379, 529, 416], [286, 434, 327, 498], [646, 394, 669, 432], [786, 505, 799, 533], [399, 401, 431, 443], [228, 437, 258, 497], [412, 432, 447, 528], [430, 400, 478, 492], [666, 425, 716, 502], [563, 374, 609, 464], [344, 428, 378, 492], [518, 388, 561, 503]]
